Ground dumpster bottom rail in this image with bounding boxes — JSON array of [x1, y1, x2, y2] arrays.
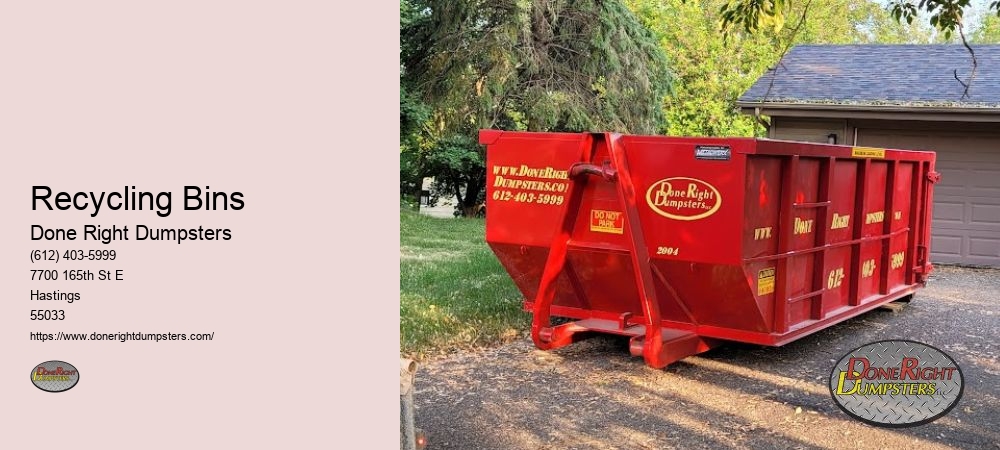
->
[[534, 317, 721, 368]]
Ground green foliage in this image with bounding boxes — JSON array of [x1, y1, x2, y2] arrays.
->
[[887, 0, 975, 40], [628, 0, 933, 137], [423, 134, 486, 210], [400, 0, 671, 213], [971, 12, 1000, 42], [720, 0, 791, 33], [404, 0, 671, 134], [714, 0, 995, 40]]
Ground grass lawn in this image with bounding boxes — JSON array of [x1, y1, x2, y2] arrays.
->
[[400, 209, 528, 357]]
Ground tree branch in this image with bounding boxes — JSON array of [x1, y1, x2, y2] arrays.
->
[[955, 22, 977, 100], [754, 0, 813, 134]]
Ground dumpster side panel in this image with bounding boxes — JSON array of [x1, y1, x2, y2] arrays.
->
[[484, 132, 589, 311], [744, 140, 937, 342], [619, 136, 770, 331], [622, 136, 752, 266]]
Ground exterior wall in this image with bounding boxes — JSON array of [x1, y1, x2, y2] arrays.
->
[[769, 118, 848, 145], [769, 117, 1000, 266]]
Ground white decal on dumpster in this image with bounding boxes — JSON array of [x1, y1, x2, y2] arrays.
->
[[645, 177, 722, 221]]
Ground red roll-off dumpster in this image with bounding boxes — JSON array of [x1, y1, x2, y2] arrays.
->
[[480, 130, 938, 369]]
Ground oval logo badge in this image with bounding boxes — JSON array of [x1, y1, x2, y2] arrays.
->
[[829, 340, 963, 427], [31, 360, 80, 393], [645, 177, 722, 221]]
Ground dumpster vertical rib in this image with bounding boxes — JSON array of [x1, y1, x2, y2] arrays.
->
[[810, 157, 834, 319], [774, 155, 799, 333], [905, 162, 921, 285], [849, 159, 871, 306], [880, 159, 898, 294]]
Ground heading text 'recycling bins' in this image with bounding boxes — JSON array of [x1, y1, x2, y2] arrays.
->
[[31, 186, 244, 218]]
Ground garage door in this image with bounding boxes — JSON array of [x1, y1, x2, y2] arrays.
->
[[857, 129, 1000, 266]]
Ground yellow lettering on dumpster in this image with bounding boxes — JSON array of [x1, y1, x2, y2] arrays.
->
[[831, 213, 850, 229], [862, 259, 876, 278], [794, 217, 814, 235], [655, 246, 680, 256], [490, 164, 571, 207], [828, 268, 846, 289], [865, 211, 885, 224], [754, 226, 772, 240], [891, 251, 906, 269]]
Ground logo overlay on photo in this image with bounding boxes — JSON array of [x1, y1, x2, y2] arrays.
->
[[829, 340, 962, 427], [31, 360, 80, 393]]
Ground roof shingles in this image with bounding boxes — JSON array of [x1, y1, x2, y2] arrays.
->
[[738, 45, 1000, 108]]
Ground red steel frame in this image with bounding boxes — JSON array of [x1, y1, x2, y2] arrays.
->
[[527, 134, 717, 368]]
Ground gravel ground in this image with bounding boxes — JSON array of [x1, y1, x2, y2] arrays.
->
[[413, 266, 1000, 449]]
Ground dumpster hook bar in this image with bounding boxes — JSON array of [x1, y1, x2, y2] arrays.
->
[[569, 161, 617, 181]]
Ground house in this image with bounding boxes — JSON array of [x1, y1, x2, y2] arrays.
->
[[738, 44, 1000, 266]]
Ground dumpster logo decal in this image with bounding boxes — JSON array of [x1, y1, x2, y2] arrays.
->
[[756, 267, 775, 296], [829, 340, 963, 428], [645, 177, 722, 221], [30, 360, 80, 393], [590, 210, 624, 234]]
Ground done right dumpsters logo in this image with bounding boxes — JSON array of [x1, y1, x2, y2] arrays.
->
[[30, 360, 80, 393], [829, 340, 963, 427], [645, 177, 721, 221]]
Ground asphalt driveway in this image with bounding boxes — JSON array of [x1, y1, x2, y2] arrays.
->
[[413, 266, 999, 449]]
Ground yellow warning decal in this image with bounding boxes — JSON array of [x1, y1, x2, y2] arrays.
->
[[590, 209, 624, 234], [757, 267, 776, 296], [852, 147, 885, 158]]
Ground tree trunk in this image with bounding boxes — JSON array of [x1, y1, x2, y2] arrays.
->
[[411, 175, 423, 211], [452, 180, 464, 206], [460, 178, 484, 218]]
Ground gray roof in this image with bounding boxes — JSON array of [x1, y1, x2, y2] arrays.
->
[[738, 45, 1000, 109]]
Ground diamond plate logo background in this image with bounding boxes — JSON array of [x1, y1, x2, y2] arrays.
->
[[829, 340, 963, 427], [30, 360, 80, 393]]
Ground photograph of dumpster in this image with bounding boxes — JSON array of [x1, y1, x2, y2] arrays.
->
[[480, 130, 938, 369]]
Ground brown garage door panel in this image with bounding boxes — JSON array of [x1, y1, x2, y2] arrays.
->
[[857, 129, 1000, 266]]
